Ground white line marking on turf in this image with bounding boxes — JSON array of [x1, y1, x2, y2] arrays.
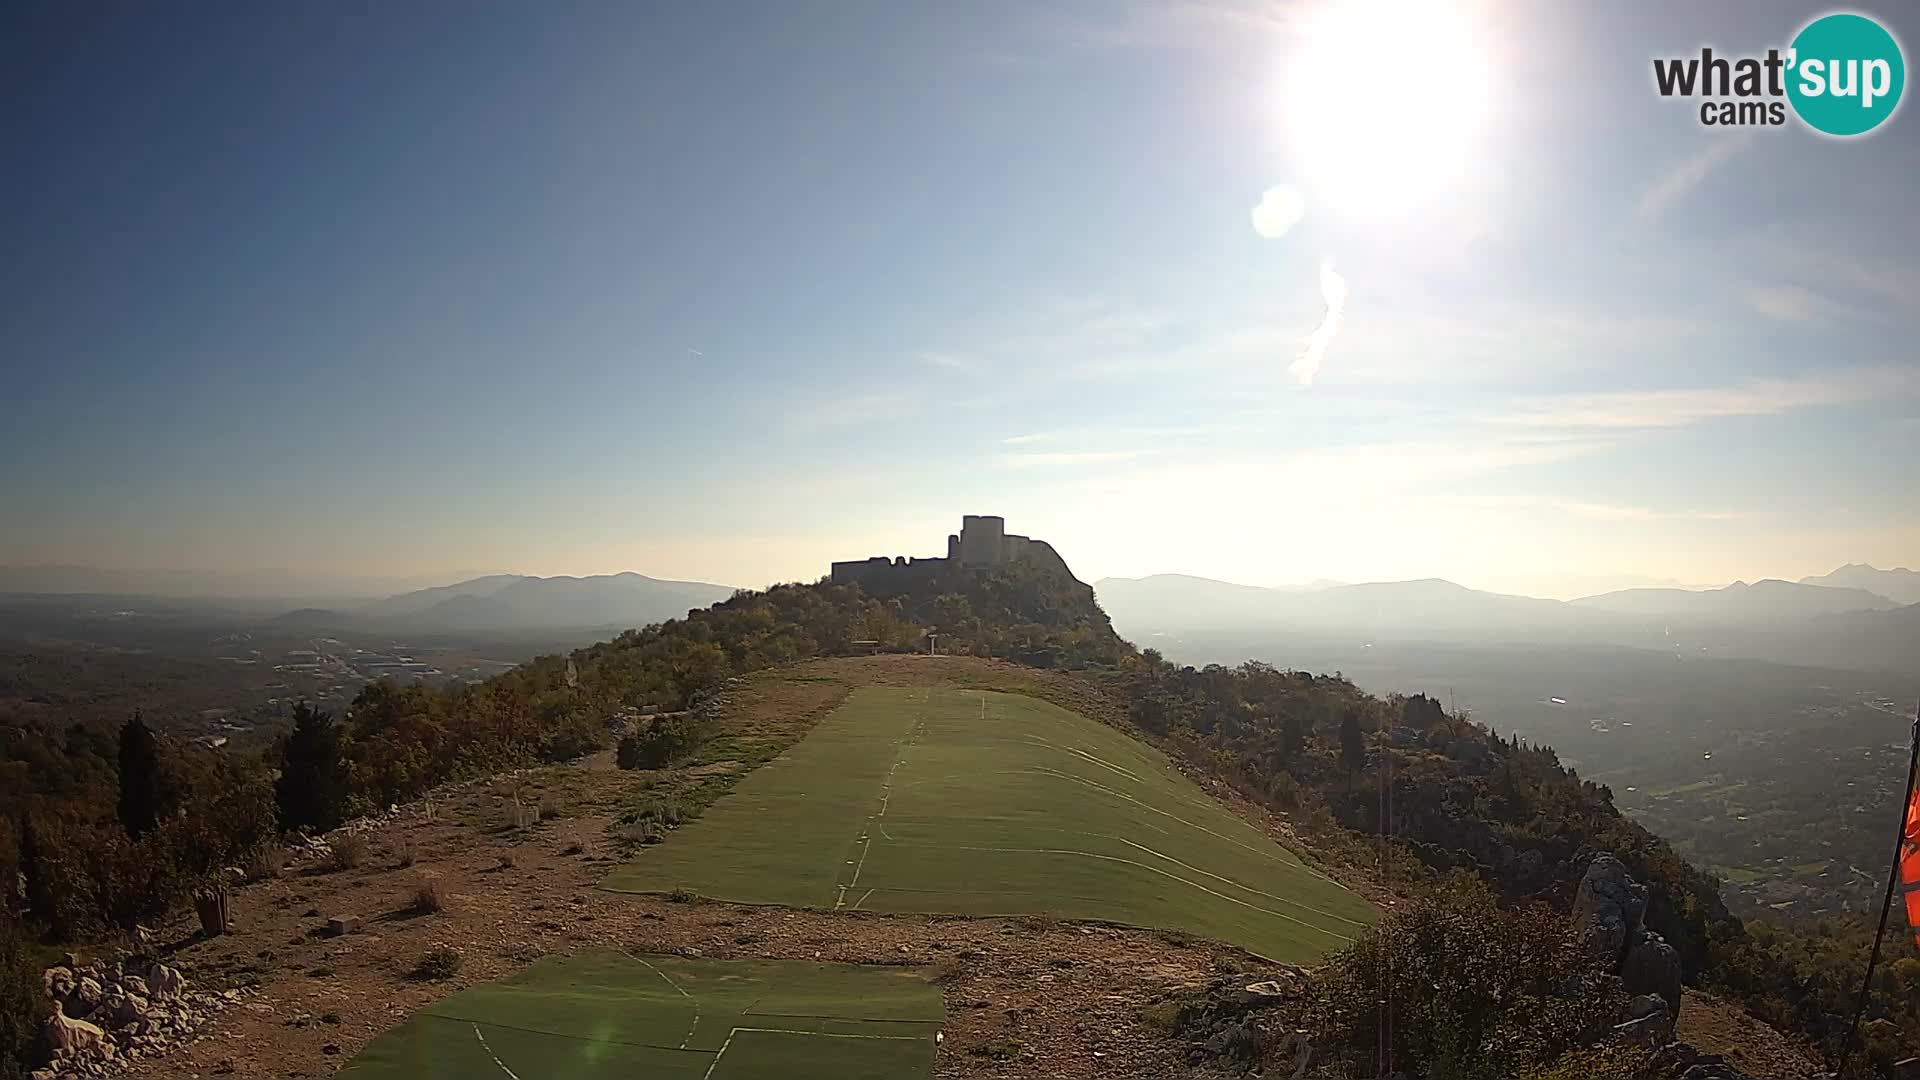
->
[[624, 951, 701, 1048], [884, 841, 1358, 940], [837, 695, 927, 907], [473, 1024, 523, 1080], [705, 1025, 922, 1080]]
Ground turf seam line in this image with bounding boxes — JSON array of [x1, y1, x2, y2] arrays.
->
[[839, 695, 926, 908], [424, 1014, 695, 1053], [880, 842, 1357, 940], [472, 1023, 523, 1080], [623, 950, 702, 1049]]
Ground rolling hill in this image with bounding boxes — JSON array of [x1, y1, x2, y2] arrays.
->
[[275, 572, 739, 633], [1800, 563, 1920, 606], [1569, 578, 1897, 619]]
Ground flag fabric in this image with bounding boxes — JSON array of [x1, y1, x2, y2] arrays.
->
[[1902, 774, 1920, 950]]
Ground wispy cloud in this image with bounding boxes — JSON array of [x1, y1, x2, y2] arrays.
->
[[1001, 432, 1052, 445], [916, 350, 979, 373], [1483, 369, 1910, 430], [1741, 285, 1832, 323], [1289, 258, 1348, 386], [1000, 449, 1159, 468], [1442, 494, 1745, 522], [1635, 136, 1752, 221]]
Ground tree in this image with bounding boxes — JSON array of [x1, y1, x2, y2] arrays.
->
[[15, 816, 49, 930], [1338, 708, 1366, 775], [276, 703, 345, 834], [1279, 711, 1306, 763], [0, 913, 41, 1080], [116, 713, 164, 839]]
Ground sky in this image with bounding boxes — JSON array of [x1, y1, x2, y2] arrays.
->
[[3, 0, 1916, 600]]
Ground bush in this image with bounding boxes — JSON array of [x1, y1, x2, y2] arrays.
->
[[393, 840, 417, 869], [248, 844, 286, 882], [0, 915, 42, 1080], [616, 714, 708, 770], [411, 874, 445, 915], [328, 834, 368, 872], [412, 945, 463, 981], [1309, 875, 1625, 1080], [538, 794, 562, 821]]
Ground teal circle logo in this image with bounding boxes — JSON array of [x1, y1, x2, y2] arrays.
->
[[1787, 12, 1905, 136]]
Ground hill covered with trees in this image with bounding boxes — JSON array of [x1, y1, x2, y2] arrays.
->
[[2, 557, 1907, 1076]]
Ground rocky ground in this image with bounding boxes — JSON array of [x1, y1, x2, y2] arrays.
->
[[87, 765, 1269, 1079]]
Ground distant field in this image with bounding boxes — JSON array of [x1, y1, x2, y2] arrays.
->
[[605, 687, 1374, 961], [338, 951, 943, 1080]]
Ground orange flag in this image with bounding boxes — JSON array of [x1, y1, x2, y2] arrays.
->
[[1902, 769, 1920, 951]]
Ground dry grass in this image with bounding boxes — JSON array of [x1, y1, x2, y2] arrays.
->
[[328, 833, 369, 872], [410, 873, 446, 915]]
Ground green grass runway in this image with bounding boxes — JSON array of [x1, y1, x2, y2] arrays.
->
[[604, 687, 1375, 961], [338, 951, 943, 1080]]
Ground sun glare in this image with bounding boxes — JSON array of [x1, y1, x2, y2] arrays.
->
[[1283, 0, 1497, 214]]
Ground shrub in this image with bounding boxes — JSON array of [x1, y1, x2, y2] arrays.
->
[[495, 851, 515, 870], [666, 887, 698, 904], [616, 714, 708, 770], [1308, 875, 1625, 1080], [246, 845, 286, 882], [1, 915, 43, 1080], [538, 794, 562, 821], [411, 874, 446, 915], [412, 945, 463, 981], [327, 834, 368, 872], [393, 840, 417, 868]]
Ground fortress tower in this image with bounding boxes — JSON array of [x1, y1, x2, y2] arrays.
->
[[831, 515, 1077, 592]]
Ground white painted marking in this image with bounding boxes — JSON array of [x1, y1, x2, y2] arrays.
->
[[624, 951, 701, 1049], [473, 1024, 523, 1080]]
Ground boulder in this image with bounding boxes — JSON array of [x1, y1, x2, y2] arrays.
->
[[1573, 854, 1647, 964], [327, 915, 359, 937], [1621, 931, 1682, 1016], [1613, 1011, 1667, 1049], [42, 966, 74, 1000], [69, 976, 103, 1018], [43, 1000, 108, 1057], [145, 963, 186, 999]]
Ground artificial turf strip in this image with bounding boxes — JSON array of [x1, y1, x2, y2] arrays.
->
[[603, 687, 1376, 961], [336, 951, 944, 1080]]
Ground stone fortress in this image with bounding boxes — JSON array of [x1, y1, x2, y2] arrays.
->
[[829, 515, 1078, 594]]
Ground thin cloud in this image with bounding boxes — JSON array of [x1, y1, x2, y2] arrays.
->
[[1484, 369, 1910, 430], [1001, 433, 1052, 445], [1741, 285, 1830, 323], [1000, 449, 1158, 468], [1251, 185, 1306, 239], [1635, 136, 1752, 221], [917, 350, 979, 373], [1289, 258, 1348, 386]]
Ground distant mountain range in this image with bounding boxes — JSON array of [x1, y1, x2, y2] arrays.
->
[[1800, 563, 1920, 606], [277, 573, 738, 633], [1569, 579, 1900, 619], [1094, 566, 1917, 672]]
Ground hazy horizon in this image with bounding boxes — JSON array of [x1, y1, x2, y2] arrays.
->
[[6, 1, 1916, 601]]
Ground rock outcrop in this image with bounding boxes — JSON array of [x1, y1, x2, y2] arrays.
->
[[32, 956, 253, 1079], [1576, 853, 1683, 1044]]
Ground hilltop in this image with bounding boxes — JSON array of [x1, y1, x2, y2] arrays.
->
[[1, 519, 1881, 1079]]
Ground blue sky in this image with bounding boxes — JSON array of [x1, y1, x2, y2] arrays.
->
[[3, 0, 1915, 597]]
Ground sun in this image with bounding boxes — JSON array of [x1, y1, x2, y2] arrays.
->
[[1282, 0, 1498, 215]]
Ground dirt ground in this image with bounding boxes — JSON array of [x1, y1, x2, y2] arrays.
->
[[117, 659, 1285, 1079], [1676, 990, 1825, 1080]]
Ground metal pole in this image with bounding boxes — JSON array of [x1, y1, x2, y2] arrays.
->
[[1836, 703, 1920, 1077]]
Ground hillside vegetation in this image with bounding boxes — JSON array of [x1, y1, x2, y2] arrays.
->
[[3, 555, 1905, 1076]]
